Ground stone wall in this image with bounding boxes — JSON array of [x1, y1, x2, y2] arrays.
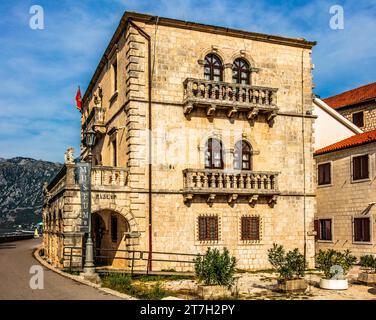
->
[[337, 101, 376, 132]]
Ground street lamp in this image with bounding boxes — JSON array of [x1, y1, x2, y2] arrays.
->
[[82, 128, 97, 279]]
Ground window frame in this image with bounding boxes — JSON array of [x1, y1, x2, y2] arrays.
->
[[240, 216, 260, 241], [234, 140, 252, 171], [352, 111, 364, 128], [204, 54, 223, 82], [351, 154, 370, 182], [314, 218, 333, 242], [232, 58, 251, 85], [317, 162, 332, 186], [112, 60, 118, 93], [353, 216, 372, 244], [198, 215, 219, 241], [205, 138, 224, 169]]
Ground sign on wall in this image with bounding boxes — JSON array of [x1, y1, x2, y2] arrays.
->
[[76, 163, 91, 233]]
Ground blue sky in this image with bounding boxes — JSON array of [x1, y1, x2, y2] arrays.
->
[[0, 0, 375, 162]]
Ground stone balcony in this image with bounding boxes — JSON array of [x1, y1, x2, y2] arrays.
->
[[46, 164, 128, 198], [183, 78, 279, 126], [182, 169, 279, 206]]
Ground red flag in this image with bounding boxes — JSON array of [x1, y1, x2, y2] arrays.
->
[[75, 86, 82, 111]]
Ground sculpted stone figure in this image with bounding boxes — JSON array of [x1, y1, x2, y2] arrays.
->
[[64, 147, 75, 164]]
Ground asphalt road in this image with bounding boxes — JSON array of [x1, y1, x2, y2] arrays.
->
[[0, 238, 121, 300]]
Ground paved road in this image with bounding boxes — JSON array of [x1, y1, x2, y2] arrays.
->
[[0, 238, 121, 300]]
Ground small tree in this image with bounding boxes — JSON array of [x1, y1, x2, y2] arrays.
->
[[194, 247, 236, 288], [316, 249, 357, 279], [360, 255, 376, 273], [268, 244, 306, 280]]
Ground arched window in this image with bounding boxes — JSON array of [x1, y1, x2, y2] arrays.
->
[[204, 54, 223, 81], [205, 138, 224, 169], [234, 140, 252, 170], [232, 58, 250, 85]]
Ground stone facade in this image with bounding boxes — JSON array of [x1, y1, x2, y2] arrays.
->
[[315, 143, 376, 258], [336, 101, 376, 133], [43, 12, 317, 271]]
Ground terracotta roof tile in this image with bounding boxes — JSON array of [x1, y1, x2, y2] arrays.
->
[[323, 82, 376, 109], [315, 129, 376, 155]]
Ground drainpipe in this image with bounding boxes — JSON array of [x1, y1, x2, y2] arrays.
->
[[301, 49, 307, 263], [127, 19, 153, 271]]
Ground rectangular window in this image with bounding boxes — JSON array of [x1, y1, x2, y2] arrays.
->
[[318, 163, 331, 185], [354, 217, 371, 242], [241, 216, 260, 241], [352, 111, 364, 127], [113, 60, 118, 92], [111, 216, 118, 242], [314, 219, 332, 241], [198, 216, 218, 241], [112, 138, 117, 167], [353, 155, 369, 180]]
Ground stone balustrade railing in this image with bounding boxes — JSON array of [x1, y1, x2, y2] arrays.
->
[[183, 169, 279, 194], [183, 78, 278, 114], [91, 166, 128, 187]]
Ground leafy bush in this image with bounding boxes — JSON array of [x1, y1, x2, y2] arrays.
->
[[194, 247, 236, 288], [315, 249, 357, 279], [360, 255, 376, 273], [268, 243, 306, 280]]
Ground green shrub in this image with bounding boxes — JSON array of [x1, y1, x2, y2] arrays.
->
[[194, 247, 236, 288], [360, 255, 376, 273], [101, 273, 132, 293], [315, 249, 357, 279], [268, 244, 306, 280]]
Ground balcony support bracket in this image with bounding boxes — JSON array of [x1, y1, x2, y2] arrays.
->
[[268, 195, 278, 208], [184, 102, 194, 115], [207, 193, 216, 205], [249, 194, 259, 207], [207, 104, 216, 116], [267, 111, 278, 127], [227, 194, 238, 205]]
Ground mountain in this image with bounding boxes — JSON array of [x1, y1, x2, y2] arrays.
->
[[0, 157, 62, 227]]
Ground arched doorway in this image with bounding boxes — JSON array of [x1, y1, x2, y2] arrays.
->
[[91, 210, 130, 269]]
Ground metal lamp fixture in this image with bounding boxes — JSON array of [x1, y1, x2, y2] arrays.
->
[[85, 128, 96, 148]]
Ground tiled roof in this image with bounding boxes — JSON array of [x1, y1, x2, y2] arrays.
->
[[323, 82, 376, 109], [315, 129, 376, 155]]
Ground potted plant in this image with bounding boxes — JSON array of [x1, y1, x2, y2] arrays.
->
[[194, 247, 237, 299], [358, 255, 376, 284], [315, 249, 357, 290], [268, 244, 307, 292]]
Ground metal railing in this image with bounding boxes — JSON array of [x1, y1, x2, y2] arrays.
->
[[63, 247, 201, 275]]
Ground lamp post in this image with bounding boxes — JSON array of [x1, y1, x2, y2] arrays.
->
[[82, 128, 96, 277]]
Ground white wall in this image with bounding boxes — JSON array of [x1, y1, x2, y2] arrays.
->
[[313, 99, 362, 150]]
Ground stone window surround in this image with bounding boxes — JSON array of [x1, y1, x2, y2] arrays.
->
[[197, 48, 260, 84], [195, 213, 222, 246], [316, 216, 334, 244], [351, 214, 373, 245], [316, 161, 333, 188], [238, 214, 263, 245], [198, 135, 260, 171], [350, 153, 372, 184]]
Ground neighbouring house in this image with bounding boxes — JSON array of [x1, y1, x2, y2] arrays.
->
[[314, 129, 376, 258], [313, 97, 363, 150], [324, 82, 376, 132], [43, 11, 317, 271]]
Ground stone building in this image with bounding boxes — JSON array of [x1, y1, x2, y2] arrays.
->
[[324, 82, 376, 132], [314, 130, 376, 258], [43, 12, 317, 271]]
